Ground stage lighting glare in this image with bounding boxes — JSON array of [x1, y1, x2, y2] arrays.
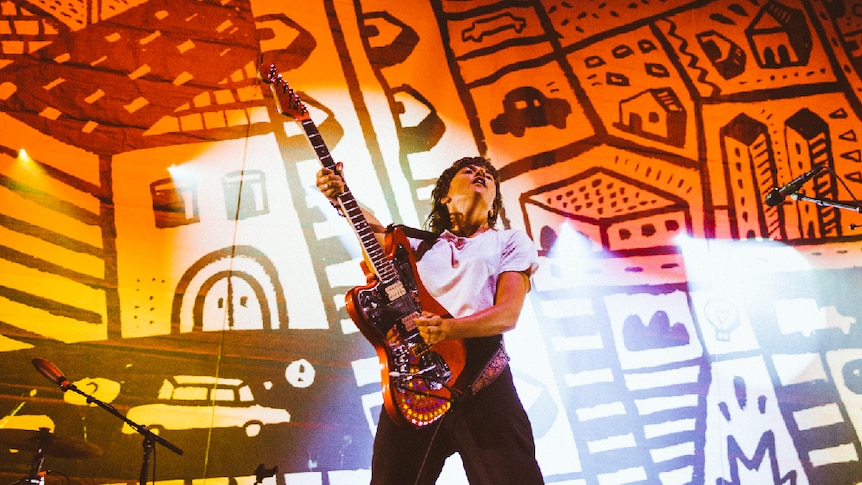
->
[[547, 222, 596, 266], [166, 162, 194, 179], [675, 234, 813, 296], [17, 148, 30, 161], [14, 148, 42, 175]]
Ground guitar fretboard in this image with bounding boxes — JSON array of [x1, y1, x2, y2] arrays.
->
[[300, 119, 398, 283]]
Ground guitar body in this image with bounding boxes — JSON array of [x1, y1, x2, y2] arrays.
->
[[345, 227, 467, 428]]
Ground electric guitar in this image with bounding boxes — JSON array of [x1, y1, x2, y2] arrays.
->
[[259, 64, 467, 428]]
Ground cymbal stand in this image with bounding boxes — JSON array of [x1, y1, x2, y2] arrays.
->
[[24, 446, 45, 485], [14, 430, 49, 485], [25, 448, 45, 485]]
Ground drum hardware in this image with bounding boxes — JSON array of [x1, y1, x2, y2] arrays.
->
[[0, 427, 102, 485]]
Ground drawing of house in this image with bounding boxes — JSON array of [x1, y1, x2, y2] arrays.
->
[[746, 0, 812, 68], [615, 88, 686, 147], [696, 30, 747, 80]]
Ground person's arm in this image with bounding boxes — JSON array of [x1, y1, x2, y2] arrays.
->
[[317, 162, 388, 236], [415, 270, 530, 345]]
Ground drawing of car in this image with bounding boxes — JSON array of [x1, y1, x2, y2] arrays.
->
[[461, 13, 527, 42], [121, 376, 290, 437], [490, 86, 571, 137]]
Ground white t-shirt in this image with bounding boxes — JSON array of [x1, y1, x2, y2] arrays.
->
[[409, 228, 539, 318]]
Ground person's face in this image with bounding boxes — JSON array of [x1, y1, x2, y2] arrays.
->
[[445, 164, 497, 215]]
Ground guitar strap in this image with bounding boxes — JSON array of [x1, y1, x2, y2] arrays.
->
[[387, 224, 437, 240], [468, 342, 509, 395], [388, 224, 438, 261]]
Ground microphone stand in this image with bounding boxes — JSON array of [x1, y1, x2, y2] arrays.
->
[[790, 193, 862, 213], [788, 168, 862, 230], [60, 383, 183, 485], [790, 193, 862, 230]]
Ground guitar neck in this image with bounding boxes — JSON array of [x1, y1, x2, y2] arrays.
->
[[300, 119, 397, 282]]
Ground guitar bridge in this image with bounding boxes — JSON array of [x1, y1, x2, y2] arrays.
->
[[391, 344, 452, 392]]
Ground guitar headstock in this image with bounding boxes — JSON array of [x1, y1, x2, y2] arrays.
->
[[258, 63, 309, 121]]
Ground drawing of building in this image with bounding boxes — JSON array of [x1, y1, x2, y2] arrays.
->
[[695, 30, 746, 80], [719, 113, 782, 240], [746, 0, 812, 68], [520, 167, 691, 254], [784, 108, 839, 239], [615, 88, 686, 147]]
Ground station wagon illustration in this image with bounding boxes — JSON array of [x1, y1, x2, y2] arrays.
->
[[122, 375, 290, 437]]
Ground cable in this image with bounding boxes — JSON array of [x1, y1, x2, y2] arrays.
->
[[46, 469, 71, 485], [201, 86, 255, 478], [830, 166, 862, 210], [825, 166, 862, 230], [412, 414, 446, 485]]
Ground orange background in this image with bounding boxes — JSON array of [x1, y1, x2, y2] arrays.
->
[[2, 0, 862, 483]]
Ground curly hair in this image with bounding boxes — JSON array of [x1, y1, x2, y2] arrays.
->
[[424, 156, 503, 234]]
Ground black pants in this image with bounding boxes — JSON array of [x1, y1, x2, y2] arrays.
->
[[370, 366, 544, 484]]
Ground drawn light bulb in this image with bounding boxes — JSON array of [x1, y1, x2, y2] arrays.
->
[[704, 297, 740, 342]]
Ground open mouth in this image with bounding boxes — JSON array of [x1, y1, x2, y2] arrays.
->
[[472, 177, 486, 187]]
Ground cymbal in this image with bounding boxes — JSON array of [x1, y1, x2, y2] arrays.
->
[[0, 428, 102, 459]]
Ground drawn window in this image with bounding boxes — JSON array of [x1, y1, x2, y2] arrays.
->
[[212, 388, 235, 401], [223, 169, 270, 220], [173, 386, 208, 401], [151, 177, 200, 228]]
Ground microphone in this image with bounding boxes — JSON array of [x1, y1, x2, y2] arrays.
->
[[765, 165, 826, 207], [32, 358, 71, 391]]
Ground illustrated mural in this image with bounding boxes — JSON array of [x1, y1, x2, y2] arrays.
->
[[1, 0, 862, 484]]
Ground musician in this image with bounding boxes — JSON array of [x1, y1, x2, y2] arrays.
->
[[317, 156, 543, 484]]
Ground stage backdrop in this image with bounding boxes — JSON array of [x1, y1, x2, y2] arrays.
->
[[2, 0, 862, 484]]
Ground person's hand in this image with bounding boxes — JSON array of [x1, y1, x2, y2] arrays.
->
[[316, 162, 345, 201], [415, 312, 450, 345]]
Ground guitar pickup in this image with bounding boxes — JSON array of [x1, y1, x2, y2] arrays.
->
[[383, 280, 407, 301]]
